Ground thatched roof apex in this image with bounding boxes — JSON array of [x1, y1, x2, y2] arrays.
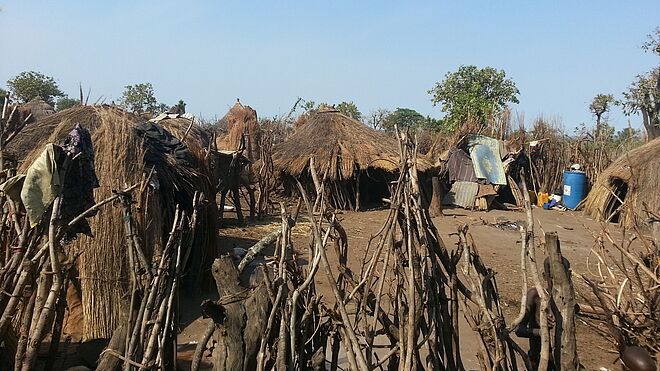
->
[[22, 96, 55, 120], [223, 100, 258, 131], [272, 110, 433, 180]]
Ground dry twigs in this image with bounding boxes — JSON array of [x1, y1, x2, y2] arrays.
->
[[578, 206, 659, 358]]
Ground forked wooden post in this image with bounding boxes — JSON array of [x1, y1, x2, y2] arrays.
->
[[545, 231, 579, 370]]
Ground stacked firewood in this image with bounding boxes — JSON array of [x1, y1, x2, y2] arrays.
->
[[197, 129, 582, 370], [97, 192, 202, 370]]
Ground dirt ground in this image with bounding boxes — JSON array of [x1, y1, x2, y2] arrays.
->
[[181, 205, 629, 370]]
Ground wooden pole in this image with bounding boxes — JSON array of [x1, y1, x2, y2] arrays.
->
[[545, 232, 579, 370], [355, 170, 360, 211], [429, 176, 443, 217]]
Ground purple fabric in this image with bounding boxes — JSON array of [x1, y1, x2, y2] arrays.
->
[[61, 123, 99, 240]]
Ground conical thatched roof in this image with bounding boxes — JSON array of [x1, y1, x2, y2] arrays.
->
[[272, 110, 433, 180], [22, 96, 55, 120], [583, 137, 660, 229], [216, 100, 261, 159]]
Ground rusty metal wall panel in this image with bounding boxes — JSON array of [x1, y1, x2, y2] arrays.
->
[[443, 181, 479, 208]]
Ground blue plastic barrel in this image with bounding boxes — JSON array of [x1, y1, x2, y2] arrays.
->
[[562, 170, 587, 210]]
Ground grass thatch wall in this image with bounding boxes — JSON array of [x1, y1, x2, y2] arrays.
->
[[583, 137, 660, 229], [9, 105, 215, 339]]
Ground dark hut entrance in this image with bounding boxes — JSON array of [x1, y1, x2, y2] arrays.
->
[[357, 168, 392, 209], [603, 178, 628, 223]]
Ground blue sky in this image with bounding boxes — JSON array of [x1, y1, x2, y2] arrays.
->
[[1, 1, 658, 131]]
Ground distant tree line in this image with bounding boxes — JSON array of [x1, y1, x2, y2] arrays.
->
[[2, 28, 657, 139], [2, 73, 185, 115]]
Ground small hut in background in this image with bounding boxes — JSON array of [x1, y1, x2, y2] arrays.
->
[[22, 96, 55, 121], [434, 134, 527, 211], [7, 105, 217, 340], [583, 137, 660, 230], [216, 99, 261, 160], [272, 109, 434, 210]]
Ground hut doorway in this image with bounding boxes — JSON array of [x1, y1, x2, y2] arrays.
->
[[603, 178, 628, 223], [358, 168, 392, 209]]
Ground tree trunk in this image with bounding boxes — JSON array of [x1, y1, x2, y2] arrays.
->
[[210, 256, 270, 371], [97, 323, 128, 371], [641, 107, 660, 140]]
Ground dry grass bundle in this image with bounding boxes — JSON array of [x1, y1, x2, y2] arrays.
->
[[273, 110, 433, 180], [11, 105, 215, 339], [217, 101, 261, 160], [582, 137, 660, 229]]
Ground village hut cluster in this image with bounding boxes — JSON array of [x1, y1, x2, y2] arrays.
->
[[0, 95, 657, 370]]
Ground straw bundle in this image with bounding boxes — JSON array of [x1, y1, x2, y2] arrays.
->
[[11, 105, 214, 339], [582, 137, 660, 229]]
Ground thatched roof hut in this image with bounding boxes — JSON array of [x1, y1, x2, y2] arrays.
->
[[272, 109, 434, 210], [8, 105, 216, 340], [22, 96, 55, 120], [216, 100, 261, 160], [582, 138, 660, 229]]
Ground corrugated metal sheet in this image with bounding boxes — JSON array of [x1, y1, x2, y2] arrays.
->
[[446, 149, 478, 183], [468, 135, 507, 185], [443, 181, 479, 208]]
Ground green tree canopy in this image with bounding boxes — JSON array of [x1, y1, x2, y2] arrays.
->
[[174, 99, 186, 113], [56, 96, 81, 111], [428, 65, 519, 131], [382, 108, 426, 132], [336, 101, 362, 121], [641, 26, 659, 56], [120, 83, 159, 114], [615, 127, 642, 143], [6, 71, 64, 105], [302, 100, 316, 112]]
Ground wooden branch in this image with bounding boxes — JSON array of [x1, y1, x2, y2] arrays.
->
[[191, 322, 215, 371], [22, 196, 64, 371], [237, 230, 280, 273], [295, 180, 369, 371], [67, 183, 140, 227], [546, 232, 579, 370]]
